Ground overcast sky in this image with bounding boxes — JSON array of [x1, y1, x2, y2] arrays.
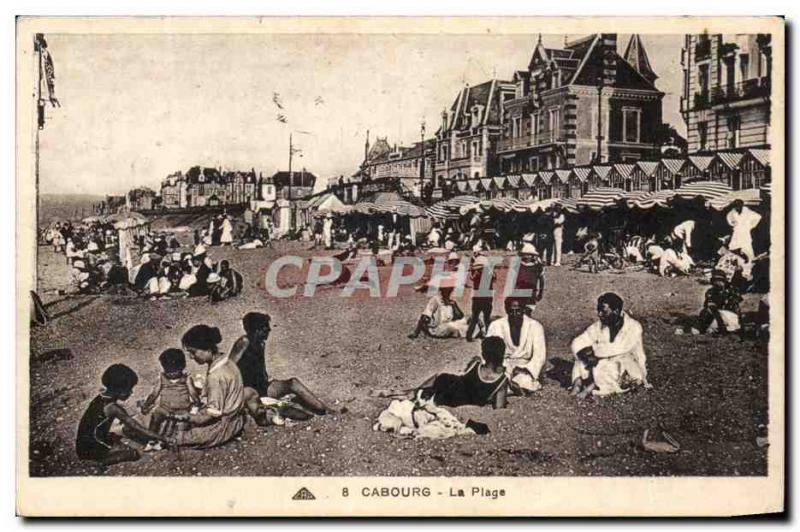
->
[[36, 33, 684, 196]]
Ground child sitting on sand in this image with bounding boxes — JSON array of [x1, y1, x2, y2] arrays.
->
[[76, 364, 172, 465], [677, 270, 743, 336], [138, 349, 201, 451]]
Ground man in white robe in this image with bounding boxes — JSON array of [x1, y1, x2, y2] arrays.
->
[[570, 292, 651, 397], [487, 298, 547, 393], [726, 200, 762, 260]]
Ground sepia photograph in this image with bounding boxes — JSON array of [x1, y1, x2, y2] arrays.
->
[[16, 16, 784, 517]]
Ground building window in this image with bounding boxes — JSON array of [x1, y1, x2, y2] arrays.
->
[[726, 115, 741, 149], [698, 121, 708, 150], [548, 108, 560, 142], [622, 108, 641, 143], [698, 63, 709, 95], [472, 140, 481, 161], [739, 53, 750, 81]]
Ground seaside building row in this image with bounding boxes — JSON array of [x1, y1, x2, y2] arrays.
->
[[335, 32, 772, 203]]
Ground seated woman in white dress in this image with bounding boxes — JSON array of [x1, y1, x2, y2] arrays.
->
[[570, 292, 652, 398], [658, 242, 692, 277], [408, 275, 468, 339], [486, 297, 547, 394]]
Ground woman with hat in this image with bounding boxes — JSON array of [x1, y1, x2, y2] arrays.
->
[[513, 243, 545, 315]]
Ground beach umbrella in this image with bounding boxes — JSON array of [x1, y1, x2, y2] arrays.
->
[[673, 181, 732, 201], [426, 195, 479, 220], [512, 198, 559, 214], [706, 188, 762, 211], [575, 187, 626, 210], [558, 198, 579, 213], [630, 189, 677, 210]]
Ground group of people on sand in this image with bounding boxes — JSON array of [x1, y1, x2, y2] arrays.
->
[[389, 291, 649, 411], [408, 243, 544, 343], [131, 244, 243, 302], [76, 311, 329, 466]]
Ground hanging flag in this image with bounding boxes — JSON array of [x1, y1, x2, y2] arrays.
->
[[34, 33, 60, 115]]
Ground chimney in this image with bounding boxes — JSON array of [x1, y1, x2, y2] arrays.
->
[[600, 33, 618, 86]]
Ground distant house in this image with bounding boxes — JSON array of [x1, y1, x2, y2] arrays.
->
[[126, 187, 157, 211], [185, 166, 225, 208], [270, 170, 318, 200], [161, 171, 185, 208]]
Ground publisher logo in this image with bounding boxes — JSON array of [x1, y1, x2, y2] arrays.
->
[[292, 487, 316, 501]]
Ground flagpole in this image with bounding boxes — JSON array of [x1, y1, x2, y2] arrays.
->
[[34, 35, 43, 292], [288, 133, 293, 234]]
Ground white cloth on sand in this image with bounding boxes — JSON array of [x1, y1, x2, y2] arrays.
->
[[373, 399, 476, 440]]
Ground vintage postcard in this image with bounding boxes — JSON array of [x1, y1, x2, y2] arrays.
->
[[16, 16, 784, 516]]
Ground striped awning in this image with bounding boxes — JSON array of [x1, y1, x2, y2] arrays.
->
[[576, 187, 626, 210], [492, 176, 506, 189], [657, 158, 687, 176], [480, 178, 493, 191], [426, 195, 480, 220], [462, 196, 522, 214], [714, 151, 745, 170], [467, 179, 480, 192], [706, 188, 762, 210], [747, 148, 770, 167], [377, 200, 427, 217], [538, 171, 555, 185], [612, 164, 636, 179], [687, 155, 715, 172], [456, 180, 469, 193], [351, 201, 380, 214], [630, 189, 677, 209], [506, 175, 521, 188], [572, 167, 592, 182], [511, 198, 560, 213], [591, 165, 612, 181], [674, 181, 732, 200], [520, 173, 537, 187], [635, 161, 659, 177], [554, 169, 572, 183]]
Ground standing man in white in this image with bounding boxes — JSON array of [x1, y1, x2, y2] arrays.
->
[[726, 199, 762, 260], [550, 205, 566, 266]]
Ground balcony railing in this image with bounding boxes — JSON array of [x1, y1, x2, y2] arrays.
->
[[497, 136, 535, 152], [496, 133, 559, 153], [711, 77, 771, 105]]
